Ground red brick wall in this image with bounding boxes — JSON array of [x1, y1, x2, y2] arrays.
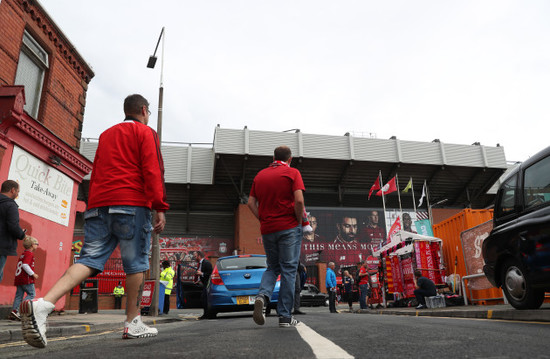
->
[[0, 0, 93, 150], [234, 204, 264, 255]]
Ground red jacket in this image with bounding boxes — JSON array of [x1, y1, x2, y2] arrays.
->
[[87, 119, 169, 212]]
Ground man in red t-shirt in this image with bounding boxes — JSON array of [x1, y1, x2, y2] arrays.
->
[[361, 210, 386, 254], [248, 145, 305, 328]]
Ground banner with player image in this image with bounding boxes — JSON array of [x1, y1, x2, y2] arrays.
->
[[302, 208, 428, 275]]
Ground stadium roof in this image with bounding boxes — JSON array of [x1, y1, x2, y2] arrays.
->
[[80, 126, 508, 236]]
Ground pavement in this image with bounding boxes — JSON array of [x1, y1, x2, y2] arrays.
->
[[1, 303, 550, 344]]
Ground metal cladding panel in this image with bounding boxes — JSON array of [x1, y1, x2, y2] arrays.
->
[[248, 131, 299, 156], [302, 134, 351, 159], [164, 211, 234, 237], [400, 141, 442, 165], [353, 138, 398, 162], [445, 144, 484, 167], [162, 146, 188, 183], [80, 141, 98, 162], [484, 146, 507, 168], [214, 128, 245, 154], [80, 142, 98, 180], [190, 148, 215, 184]]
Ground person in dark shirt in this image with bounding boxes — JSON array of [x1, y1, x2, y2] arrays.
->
[[413, 270, 437, 309]]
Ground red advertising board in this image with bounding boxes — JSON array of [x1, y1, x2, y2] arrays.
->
[[140, 280, 156, 307]]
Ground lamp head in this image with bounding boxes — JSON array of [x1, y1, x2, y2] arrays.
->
[[147, 56, 157, 68]]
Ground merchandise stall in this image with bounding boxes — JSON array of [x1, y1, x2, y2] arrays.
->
[[373, 231, 445, 304]]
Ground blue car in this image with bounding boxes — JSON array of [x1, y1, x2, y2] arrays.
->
[[206, 255, 280, 318]]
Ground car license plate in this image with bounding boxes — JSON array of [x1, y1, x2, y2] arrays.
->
[[237, 296, 255, 305]]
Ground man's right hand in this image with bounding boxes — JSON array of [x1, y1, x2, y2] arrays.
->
[[153, 211, 166, 233]]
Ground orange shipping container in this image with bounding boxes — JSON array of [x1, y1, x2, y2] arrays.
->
[[432, 209, 504, 304]]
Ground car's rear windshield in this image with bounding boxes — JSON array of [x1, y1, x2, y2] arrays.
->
[[217, 256, 267, 270]]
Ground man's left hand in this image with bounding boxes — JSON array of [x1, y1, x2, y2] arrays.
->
[[154, 211, 166, 233]]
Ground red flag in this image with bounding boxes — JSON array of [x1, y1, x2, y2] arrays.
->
[[368, 177, 380, 200], [386, 216, 401, 244], [376, 176, 397, 196]]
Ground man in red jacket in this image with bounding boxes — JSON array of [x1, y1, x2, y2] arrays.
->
[[21, 94, 169, 348]]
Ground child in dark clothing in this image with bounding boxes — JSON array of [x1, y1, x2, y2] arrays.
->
[[8, 236, 39, 321]]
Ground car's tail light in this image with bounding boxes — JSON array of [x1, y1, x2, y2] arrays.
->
[[276, 275, 281, 282], [210, 267, 224, 285]]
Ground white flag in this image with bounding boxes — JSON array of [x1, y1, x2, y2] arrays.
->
[[418, 181, 426, 207]]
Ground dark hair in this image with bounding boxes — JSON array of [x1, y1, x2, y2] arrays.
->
[[339, 215, 357, 224], [162, 260, 170, 267], [274, 146, 292, 161], [1, 180, 19, 193], [414, 269, 422, 278], [124, 94, 149, 116], [196, 251, 204, 259]]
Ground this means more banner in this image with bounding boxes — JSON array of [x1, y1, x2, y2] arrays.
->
[[302, 207, 428, 274]]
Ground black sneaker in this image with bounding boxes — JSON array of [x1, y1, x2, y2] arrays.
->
[[253, 295, 266, 325], [279, 316, 299, 328]]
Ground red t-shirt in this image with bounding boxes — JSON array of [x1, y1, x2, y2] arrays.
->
[[358, 266, 370, 286], [250, 164, 305, 235], [14, 250, 34, 286]]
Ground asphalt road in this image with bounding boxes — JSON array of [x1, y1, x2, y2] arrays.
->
[[2, 307, 549, 358]]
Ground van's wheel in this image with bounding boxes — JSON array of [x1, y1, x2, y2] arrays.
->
[[501, 258, 544, 310]]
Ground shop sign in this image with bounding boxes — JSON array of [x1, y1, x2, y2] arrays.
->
[[9, 146, 73, 226]]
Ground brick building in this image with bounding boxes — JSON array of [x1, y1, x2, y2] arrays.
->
[[0, 0, 94, 307]]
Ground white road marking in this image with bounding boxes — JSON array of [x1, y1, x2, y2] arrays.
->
[[296, 322, 354, 359]]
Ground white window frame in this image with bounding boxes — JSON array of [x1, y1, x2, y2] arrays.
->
[[14, 30, 49, 118]]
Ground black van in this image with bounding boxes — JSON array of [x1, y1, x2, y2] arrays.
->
[[482, 146, 550, 309]]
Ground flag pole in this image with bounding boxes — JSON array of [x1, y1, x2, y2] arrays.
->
[[426, 180, 433, 224], [379, 170, 388, 310], [411, 177, 417, 213], [396, 173, 403, 221], [379, 170, 387, 226]]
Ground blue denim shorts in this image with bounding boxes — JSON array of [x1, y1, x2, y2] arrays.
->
[[77, 206, 153, 275]]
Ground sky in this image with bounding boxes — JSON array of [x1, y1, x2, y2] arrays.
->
[[39, 0, 550, 162]]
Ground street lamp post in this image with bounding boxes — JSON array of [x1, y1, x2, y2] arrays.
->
[[146, 26, 165, 317]]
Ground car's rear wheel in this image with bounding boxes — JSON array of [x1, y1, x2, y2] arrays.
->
[[501, 258, 545, 310], [206, 306, 217, 319]]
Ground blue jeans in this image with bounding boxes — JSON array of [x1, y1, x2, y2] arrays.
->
[[258, 226, 302, 318], [359, 284, 370, 309], [0, 255, 7, 283], [77, 206, 153, 274], [13, 284, 35, 310]]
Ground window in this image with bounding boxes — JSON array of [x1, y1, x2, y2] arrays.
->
[[217, 256, 267, 270], [496, 174, 517, 218], [14, 31, 48, 118], [523, 155, 550, 209]]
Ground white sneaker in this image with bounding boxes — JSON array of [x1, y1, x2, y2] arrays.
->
[[20, 298, 55, 348], [123, 315, 158, 339], [279, 316, 300, 328]]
